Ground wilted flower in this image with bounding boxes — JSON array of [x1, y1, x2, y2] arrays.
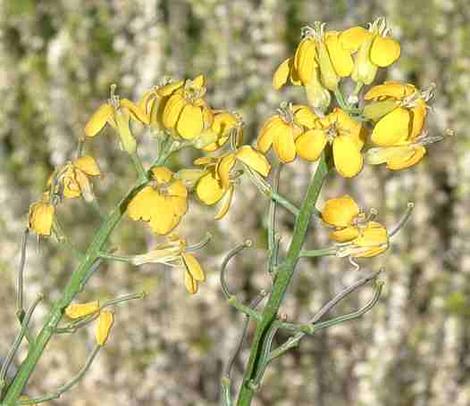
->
[[193, 146, 270, 219], [65, 301, 100, 319], [130, 235, 206, 295], [257, 104, 318, 163], [84, 85, 148, 153], [28, 194, 55, 237], [321, 195, 389, 258], [96, 310, 114, 346], [295, 108, 364, 177], [127, 166, 188, 235]]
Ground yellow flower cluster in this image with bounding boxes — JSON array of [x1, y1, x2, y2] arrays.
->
[[28, 155, 101, 236], [321, 195, 389, 258], [261, 17, 440, 178]]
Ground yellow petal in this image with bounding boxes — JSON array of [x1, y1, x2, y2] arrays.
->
[[157, 80, 184, 97], [28, 201, 55, 236], [176, 104, 204, 139], [257, 116, 281, 153], [339, 26, 371, 52], [65, 301, 100, 319], [325, 31, 354, 77], [321, 195, 360, 228], [293, 105, 319, 129], [294, 37, 317, 84], [295, 129, 327, 162], [196, 172, 225, 205], [364, 81, 416, 101], [149, 195, 182, 235], [410, 99, 427, 139], [371, 108, 411, 146], [214, 186, 234, 220], [120, 98, 149, 124], [329, 226, 360, 243], [182, 253, 205, 281], [355, 221, 388, 247], [317, 39, 339, 90], [370, 36, 401, 67], [167, 180, 188, 199], [236, 146, 271, 177], [184, 269, 198, 294], [84, 103, 113, 137], [273, 127, 296, 163], [151, 166, 173, 184], [96, 310, 114, 346], [191, 74, 205, 89], [73, 155, 100, 176], [387, 145, 426, 170], [162, 93, 186, 129], [127, 186, 160, 222], [217, 154, 237, 189], [363, 100, 400, 121], [115, 112, 137, 154], [273, 58, 292, 90], [332, 136, 364, 178]]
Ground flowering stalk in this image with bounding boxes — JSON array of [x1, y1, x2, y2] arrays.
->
[[236, 153, 330, 405]]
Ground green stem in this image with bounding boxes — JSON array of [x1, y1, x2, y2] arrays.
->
[[130, 152, 147, 183], [1, 181, 147, 404], [236, 154, 330, 405], [299, 247, 336, 258]]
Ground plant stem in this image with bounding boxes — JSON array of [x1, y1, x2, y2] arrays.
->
[[299, 247, 336, 258], [236, 154, 330, 405], [1, 181, 147, 404]]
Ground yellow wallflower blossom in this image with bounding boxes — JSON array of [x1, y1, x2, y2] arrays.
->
[[127, 166, 188, 235], [65, 301, 100, 319], [295, 108, 364, 177], [51, 155, 101, 202], [195, 146, 271, 219], [130, 235, 206, 295], [340, 17, 400, 85], [159, 75, 213, 140], [364, 81, 434, 170], [28, 194, 55, 236], [321, 195, 389, 258], [257, 104, 318, 163], [84, 85, 148, 153], [96, 310, 114, 346]]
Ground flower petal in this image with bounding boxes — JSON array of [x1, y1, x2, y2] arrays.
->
[[364, 81, 416, 101], [236, 146, 271, 177], [127, 187, 160, 222], [73, 155, 100, 177], [182, 253, 205, 281], [96, 310, 114, 346], [120, 98, 149, 124], [321, 195, 360, 228], [295, 129, 327, 162], [176, 104, 204, 139], [84, 103, 113, 137], [184, 269, 198, 294], [339, 26, 371, 52], [162, 93, 186, 129], [293, 105, 319, 129], [196, 172, 225, 205], [325, 31, 354, 77], [387, 145, 426, 170], [329, 226, 360, 242], [294, 37, 317, 84], [214, 186, 234, 220], [28, 201, 54, 236], [371, 107, 411, 146], [332, 136, 364, 178], [273, 127, 296, 163], [65, 301, 100, 319], [273, 58, 292, 90], [370, 36, 401, 67]]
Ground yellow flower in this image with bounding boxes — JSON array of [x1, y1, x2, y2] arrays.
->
[[195, 110, 243, 152], [364, 81, 433, 170], [340, 18, 401, 85], [257, 104, 318, 163], [28, 194, 55, 236], [127, 166, 188, 235], [84, 85, 148, 153], [96, 310, 114, 346], [52, 155, 101, 202], [321, 195, 389, 258], [159, 75, 213, 140], [195, 146, 271, 219], [131, 235, 206, 295], [295, 108, 364, 177]]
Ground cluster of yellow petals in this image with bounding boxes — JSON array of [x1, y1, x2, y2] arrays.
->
[[364, 81, 429, 170], [130, 235, 205, 294], [65, 301, 114, 346], [28, 155, 101, 236], [194, 146, 271, 219], [257, 104, 318, 163], [127, 166, 188, 235], [321, 195, 389, 258], [295, 108, 364, 177], [84, 92, 148, 154]]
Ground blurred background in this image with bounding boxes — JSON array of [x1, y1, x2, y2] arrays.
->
[[0, 0, 469, 405]]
